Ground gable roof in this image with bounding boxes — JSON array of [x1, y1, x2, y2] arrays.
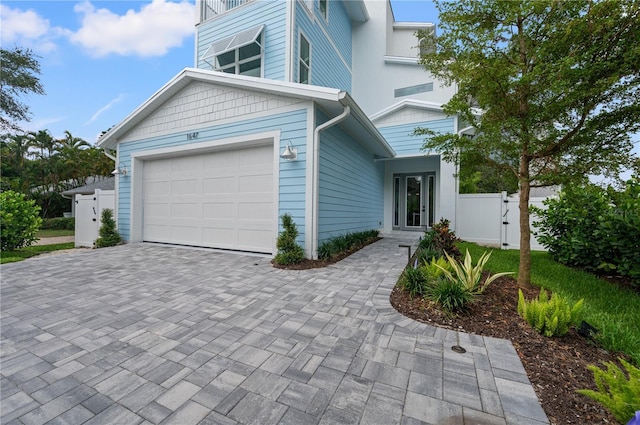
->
[[369, 99, 447, 123], [98, 68, 394, 158]]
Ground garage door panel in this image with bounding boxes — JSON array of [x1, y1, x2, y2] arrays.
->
[[238, 230, 272, 249], [238, 174, 272, 193], [142, 143, 275, 253], [170, 203, 199, 218], [203, 177, 236, 194], [202, 227, 236, 246], [203, 150, 238, 169], [145, 181, 170, 196], [170, 226, 202, 244], [203, 202, 236, 219], [172, 155, 202, 172], [238, 201, 273, 220]]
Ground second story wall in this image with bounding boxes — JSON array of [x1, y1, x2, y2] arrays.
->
[[294, 0, 352, 92], [352, 0, 456, 116], [196, 1, 287, 81]]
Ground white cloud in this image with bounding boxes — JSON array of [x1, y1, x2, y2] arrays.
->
[[85, 94, 126, 125], [69, 0, 195, 58], [0, 5, 61, 52]]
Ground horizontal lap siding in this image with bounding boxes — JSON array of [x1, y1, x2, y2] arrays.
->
[[295, 2, 351, 91], [117, 109, 308, 243], [318, 114, 384, 243], [196, 2, 286, 80], [378, 118, 454, 155]]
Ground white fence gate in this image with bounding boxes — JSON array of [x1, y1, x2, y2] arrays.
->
[[75, 189, 115, 248], [457, 192, 549, 251]]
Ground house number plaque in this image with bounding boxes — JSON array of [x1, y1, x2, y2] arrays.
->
[[187, 132, 199, 140]]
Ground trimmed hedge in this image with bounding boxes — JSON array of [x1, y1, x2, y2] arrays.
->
[[41, 217, 75, 230]]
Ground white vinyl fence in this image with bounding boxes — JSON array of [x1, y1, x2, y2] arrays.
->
[[74, 189, 115, 248], [456, 191, 550, 251]]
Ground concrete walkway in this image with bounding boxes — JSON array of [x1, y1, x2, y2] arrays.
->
[[33, 236, 75, 246], [0, 238, 548, 425]]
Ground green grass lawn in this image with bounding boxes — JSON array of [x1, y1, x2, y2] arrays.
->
[[460, 242, 640, 365], [36, 229, 75, 238], [0, 243, 75, 264]]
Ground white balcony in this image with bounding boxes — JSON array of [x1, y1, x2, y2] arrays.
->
[[199, 0, 254, 22]]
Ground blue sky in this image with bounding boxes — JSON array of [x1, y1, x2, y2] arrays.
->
[[1, 0, 438, 145]]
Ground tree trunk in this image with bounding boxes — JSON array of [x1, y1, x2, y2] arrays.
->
[[518, 157, 533, 289]]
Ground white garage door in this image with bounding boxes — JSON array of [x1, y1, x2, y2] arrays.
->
[[142, 144, 274, 253]]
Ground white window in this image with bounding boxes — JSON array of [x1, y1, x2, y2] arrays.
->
[[299, 34, 310, 84], [319, 0, 328, 20], [201, 25, 264, 77]]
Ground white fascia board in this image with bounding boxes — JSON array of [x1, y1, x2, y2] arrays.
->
[[98, 67, 344, 149], [343, 0, 369, 22], [393, 22, 435, 29], [369, 99, 447, 122], [383, 56, 420, 66]]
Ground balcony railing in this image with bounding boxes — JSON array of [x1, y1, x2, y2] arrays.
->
[[200, 0, 254, 21]]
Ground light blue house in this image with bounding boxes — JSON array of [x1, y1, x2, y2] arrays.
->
[[98, 0, 467, 258]]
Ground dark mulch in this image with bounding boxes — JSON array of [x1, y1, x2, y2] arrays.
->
[[272, 237, 382, 270], [390, 275, 628, 425]]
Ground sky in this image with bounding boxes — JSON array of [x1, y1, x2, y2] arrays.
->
[[1, 0, 439, 145]]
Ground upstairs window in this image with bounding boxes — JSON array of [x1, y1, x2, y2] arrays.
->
[[201, 25, 264, 77], [299, 34, 310, 84], [319, 0, 328, 20]]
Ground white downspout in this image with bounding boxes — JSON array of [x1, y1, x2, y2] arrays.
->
[[102, 148, 117, 162], [311, 103, 350, 259]]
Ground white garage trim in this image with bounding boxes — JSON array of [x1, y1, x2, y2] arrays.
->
[[129, 130, 280, 255]]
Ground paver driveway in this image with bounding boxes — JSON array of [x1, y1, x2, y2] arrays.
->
[[1, 238, 548, 425]]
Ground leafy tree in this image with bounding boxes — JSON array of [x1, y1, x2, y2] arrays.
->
[[458, 151, 519, 194], [0, 47, 45, 132], [417, 0, 640, 288]]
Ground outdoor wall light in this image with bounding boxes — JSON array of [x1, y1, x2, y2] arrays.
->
[[280, 141, 297, 161], [112, 163, 128, 176]]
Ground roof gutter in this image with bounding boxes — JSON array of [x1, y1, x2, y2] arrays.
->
[[311, 100, 351, 259]]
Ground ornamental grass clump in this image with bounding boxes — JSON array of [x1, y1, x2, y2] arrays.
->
[[517, 288, 584, 337], [436, 249, 513, 295], [577, 359, 640, 424]]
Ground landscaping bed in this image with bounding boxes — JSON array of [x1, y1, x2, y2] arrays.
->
[[391, 274, 626, 425], [273, 237, 382, 270]]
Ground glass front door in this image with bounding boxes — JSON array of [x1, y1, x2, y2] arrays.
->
[[393, 173, 435, 231], [405, 176, 423, 228]]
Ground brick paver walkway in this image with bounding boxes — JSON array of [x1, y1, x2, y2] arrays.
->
[[1, 238, 548, 425]]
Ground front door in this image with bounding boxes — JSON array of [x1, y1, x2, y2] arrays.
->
[[405, 175, 423, 229], [393, 173, 435, 231]]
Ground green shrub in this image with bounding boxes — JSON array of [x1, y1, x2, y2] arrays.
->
[[400, 266, 427, 298], [274, 213, 305, 265], [0, 190, 42, 251], [317, 230, 379, 261], [425, 277, 474, 312], [533, 179, 640, 284], [94, 209, 122, 248], [577, 359, 640, 424], [437, 249, 513, 295], [517, 288, 584, 337], [422, 218, 460, 259], [41, 217, 75, 230]]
